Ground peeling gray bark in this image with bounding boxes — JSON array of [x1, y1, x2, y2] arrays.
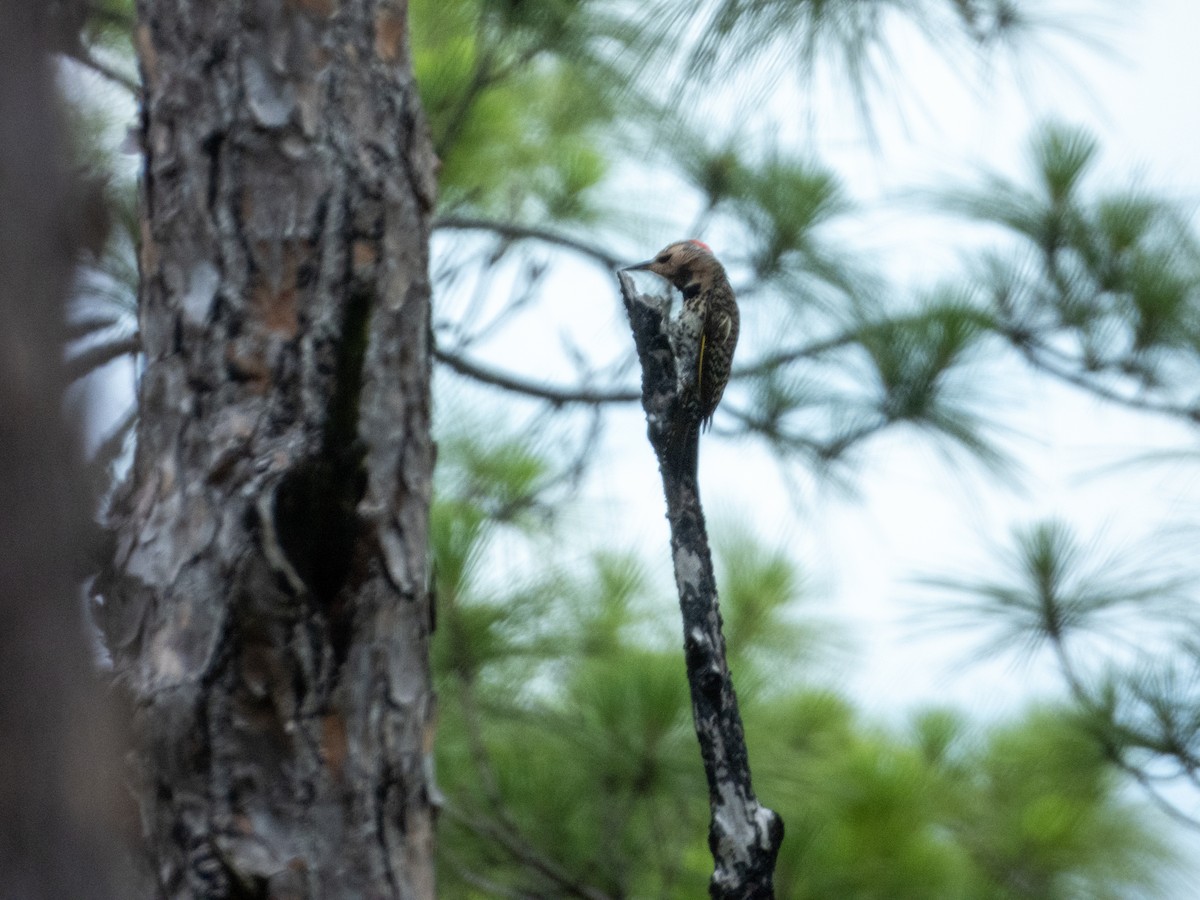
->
[[0, 5, 128, 898], [618, 272, 783, 899], [96, 2, 439, 896]]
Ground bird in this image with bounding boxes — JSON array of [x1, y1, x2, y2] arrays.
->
[[624, 239, 739, 474]]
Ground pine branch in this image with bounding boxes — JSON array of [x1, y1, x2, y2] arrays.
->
[[732, 329, 862, 377], [617, 270, 783, 898], [442, 805, 613, 900], [433, 215, 624, 270], [1045, 624, 1200, 831], [434, 346, 640, 405], [65, 333, 139, 383], [1014, 336, 1200, 423], [61, 44, 140, 97]]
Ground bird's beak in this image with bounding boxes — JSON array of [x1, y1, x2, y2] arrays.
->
[[622, 259, 655, 272]]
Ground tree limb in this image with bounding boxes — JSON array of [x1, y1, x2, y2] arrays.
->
[[1046, 628, 1200, 831], [433, 215, 624, 270], [435, 346, 640, 405], [1013, 336, 1200, 422], [617, 270, 783, 898], [732, 329, 862, 377], [442, 804, 614, 900], [65, 333, 140, 383], [61, 44, 141, 97]]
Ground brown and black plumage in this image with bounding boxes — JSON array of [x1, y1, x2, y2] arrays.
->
[[625, 239, 740, 473]]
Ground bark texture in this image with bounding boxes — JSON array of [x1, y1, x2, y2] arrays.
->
[[618, 272, 783, 898], [0, 4, 127, 898], [96, 2, 440, 896]]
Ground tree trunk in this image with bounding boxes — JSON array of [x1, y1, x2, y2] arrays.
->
[[96, 2, 440, 896], [0, 4, 128, 898]]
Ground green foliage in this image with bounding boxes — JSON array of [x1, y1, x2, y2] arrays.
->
[[651, 0, 1047, 107], [753, 694, 1178, 900], [714, 529, 835, 685], [919, 519, 1193, 663], [941, 122, 1200, 395], [935, 707, 1174, 900], [855, 293, 1005, 464], [921, 517, 1200, 841], [432, 433, 1178, 896], [81, 0, 135, 50], [731, 153, 852, 288], [411, 0, 647, 221]]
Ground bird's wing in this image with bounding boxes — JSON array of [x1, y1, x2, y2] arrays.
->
[[715, 310, 733, 343]]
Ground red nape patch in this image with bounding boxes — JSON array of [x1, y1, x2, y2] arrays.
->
[[688, 239, 712, 252]]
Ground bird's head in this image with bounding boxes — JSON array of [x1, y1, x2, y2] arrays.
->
[[623, 239, 719, 290]]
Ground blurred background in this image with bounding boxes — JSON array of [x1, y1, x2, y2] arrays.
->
[[65, 0, 1200, 895]]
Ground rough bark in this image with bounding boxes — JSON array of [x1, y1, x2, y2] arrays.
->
[[0, 3, 128, 898], [617, 272, 783, 898], [96, 2, 440, 897]]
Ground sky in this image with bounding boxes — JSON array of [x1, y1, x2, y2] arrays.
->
[[738, 0, 1200, 715], [540, 0, 1200, 718]]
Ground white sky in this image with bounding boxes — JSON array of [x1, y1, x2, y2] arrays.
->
[[552, 0, 1200, 716], [735, 0, 1200, 713]]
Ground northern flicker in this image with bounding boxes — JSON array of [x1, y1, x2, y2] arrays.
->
[[624, 239, 739, 474]]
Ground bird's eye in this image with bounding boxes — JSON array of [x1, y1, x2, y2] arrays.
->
[[656, 254, 670, 264]]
